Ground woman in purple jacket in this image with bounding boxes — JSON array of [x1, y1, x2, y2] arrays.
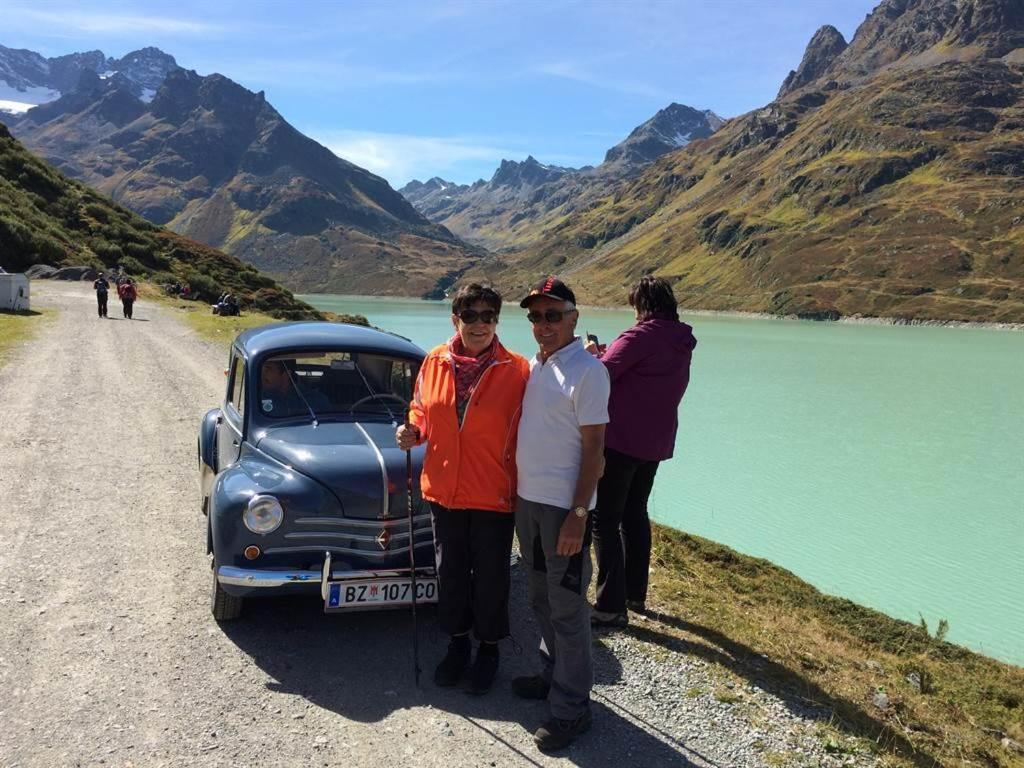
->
[[586, 277, 697, 626]]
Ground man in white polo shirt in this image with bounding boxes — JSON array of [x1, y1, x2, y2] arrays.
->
[[512, 276, 610, 753]]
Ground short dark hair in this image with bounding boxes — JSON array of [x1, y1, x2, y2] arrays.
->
[[628, 277, 678, 320], [451, 283, 502, 316]]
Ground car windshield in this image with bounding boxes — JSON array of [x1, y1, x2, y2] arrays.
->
[[258, 351, 417, 421]]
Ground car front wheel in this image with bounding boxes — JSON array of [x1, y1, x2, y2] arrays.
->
[[211, 563, 243, 621]]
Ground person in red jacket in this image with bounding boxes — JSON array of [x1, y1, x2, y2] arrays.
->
[[586, 277, 697, 627], [395, 283, 529, 694], [117, 278, 138, 319]]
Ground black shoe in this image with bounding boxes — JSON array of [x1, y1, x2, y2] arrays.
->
[[511, 674, 550, 700], [534, 710, 593, 752], [591, 608, 628, 628], [626, 599, 647, 614], [463, 642, 499, 695], [433, 635, 471, 687]]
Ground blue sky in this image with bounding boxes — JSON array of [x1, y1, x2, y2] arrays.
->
[[3, 0, 879, 187]]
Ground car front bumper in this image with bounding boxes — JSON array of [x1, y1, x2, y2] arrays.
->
[[216, 554, 436, 598]]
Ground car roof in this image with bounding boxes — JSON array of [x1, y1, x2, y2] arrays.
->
[[235, 322, 424, 360]]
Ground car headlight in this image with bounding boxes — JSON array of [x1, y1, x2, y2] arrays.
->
[[244, 494, 284, 534]]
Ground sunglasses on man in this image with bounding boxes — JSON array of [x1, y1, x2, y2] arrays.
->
[[526, 308, 577, 324], [456, 309, 499, 324]]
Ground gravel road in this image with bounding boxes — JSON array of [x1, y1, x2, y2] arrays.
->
[[0, 282, 880, 768]]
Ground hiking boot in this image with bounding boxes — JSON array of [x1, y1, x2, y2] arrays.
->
[[534, 710, 593, 752], [511, 674, 550, 700], [463, 641, 499, 695], [590, 608, 628, 628], [433, 634, 471, 687], [626, 599, 647, 614]]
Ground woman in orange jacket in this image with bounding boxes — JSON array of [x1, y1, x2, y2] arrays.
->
[[396, 283, 529, 694]]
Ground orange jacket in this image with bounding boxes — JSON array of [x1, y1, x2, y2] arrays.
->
[[409, 340, 530, 513]]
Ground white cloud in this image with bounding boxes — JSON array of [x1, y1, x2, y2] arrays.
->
[[315, 130, 520, 186], [15, 7, 221, 35]]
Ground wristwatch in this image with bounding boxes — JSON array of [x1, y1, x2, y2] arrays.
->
[[572, 505, 588, 519]]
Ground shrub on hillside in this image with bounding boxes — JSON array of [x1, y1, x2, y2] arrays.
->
[[183, 271, 219, 301]]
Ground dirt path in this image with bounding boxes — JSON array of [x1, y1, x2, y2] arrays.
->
[[0, 282, 874, 768]]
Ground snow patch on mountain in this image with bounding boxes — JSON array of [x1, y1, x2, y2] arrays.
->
[[0, 82, 61, 114]]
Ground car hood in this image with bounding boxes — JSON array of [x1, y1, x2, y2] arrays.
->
[[255, 421, 420, 520]]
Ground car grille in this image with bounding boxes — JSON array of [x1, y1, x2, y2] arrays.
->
[[264, 511, 434, 560]]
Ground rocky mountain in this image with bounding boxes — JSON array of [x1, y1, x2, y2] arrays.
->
[[0, 122, 318, 318], [8, 55, 480, 297], [604, 104, 724, 166], [400, 103, 724, 250], [777, 25, 848, 97], [0, 45, 177, 113], [469, 0, 1024, 324]]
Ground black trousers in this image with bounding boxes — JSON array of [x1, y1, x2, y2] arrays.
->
[[593, 447, 660, 613], [96, 292, 108, 317], [430, 503, 515, 642], [122, 298, 134, 319]]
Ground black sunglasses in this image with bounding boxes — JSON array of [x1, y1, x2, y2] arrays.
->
[[457, 309, 499, 324], [527, 308, 576, 324]]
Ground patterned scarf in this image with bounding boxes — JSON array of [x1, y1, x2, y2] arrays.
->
[[447, 334, 497, 416]]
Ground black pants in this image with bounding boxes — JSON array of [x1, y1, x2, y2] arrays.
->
[[122, 298, 134, 319], [430, 503, 515, 642], [593, 448, 660, 613], [96, 292, 108, 317]]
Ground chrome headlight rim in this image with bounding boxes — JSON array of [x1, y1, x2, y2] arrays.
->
[[244, 494, 284, 534]]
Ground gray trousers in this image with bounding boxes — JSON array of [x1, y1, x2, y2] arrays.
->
[[515, 496, 593, 719]]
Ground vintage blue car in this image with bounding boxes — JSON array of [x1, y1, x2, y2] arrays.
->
[[198, 322, 437, 621]]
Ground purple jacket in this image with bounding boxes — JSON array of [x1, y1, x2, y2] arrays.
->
[[600, 314, 696, 462]]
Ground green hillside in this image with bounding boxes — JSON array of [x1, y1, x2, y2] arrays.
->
[[485, 59, 1024, 323], [0, 122, 320, 319], [475, 0, 1024, 324]]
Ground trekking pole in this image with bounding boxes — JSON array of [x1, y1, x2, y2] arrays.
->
[[405, 405, 422, 688]]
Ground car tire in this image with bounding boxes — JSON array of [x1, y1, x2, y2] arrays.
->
[[211, 563, 243, 621]]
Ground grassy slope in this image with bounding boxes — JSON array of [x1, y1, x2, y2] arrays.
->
[[482, 61, 1024, 323], [647, 526, 1024, 767], [0, 308, 49, 363], [0, 122, 319, 319], [136, 283, 368, 345]]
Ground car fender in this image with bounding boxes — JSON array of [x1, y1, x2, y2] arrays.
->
[[209, 445, 342, 566], [198, 407, 221, 510]]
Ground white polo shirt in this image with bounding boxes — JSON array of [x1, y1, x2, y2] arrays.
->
[[516, 338, 611, 510]]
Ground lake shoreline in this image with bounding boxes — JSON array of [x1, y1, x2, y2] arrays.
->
[[296, 293, 1024, 332]]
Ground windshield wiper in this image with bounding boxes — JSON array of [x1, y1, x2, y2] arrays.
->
[[284, 368, 319, 427]]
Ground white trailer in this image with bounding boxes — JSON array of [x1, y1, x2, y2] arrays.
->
[[0, 273, 30, 311]]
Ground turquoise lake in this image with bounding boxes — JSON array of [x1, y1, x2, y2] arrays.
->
[[301, 294, 1024, 665]]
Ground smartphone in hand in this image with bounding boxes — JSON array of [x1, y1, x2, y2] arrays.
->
[[585, 331, 599, 345]]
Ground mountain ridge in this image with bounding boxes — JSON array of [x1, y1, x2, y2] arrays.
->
[[467, 0, 1024, 324], [400, 102, 725, 251], [6, 51, 482, 297]]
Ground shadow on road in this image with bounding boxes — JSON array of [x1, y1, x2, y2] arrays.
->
[[222, 569, 710, 766]]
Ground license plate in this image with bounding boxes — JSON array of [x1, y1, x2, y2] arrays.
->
[[325, 577, 438, 610]]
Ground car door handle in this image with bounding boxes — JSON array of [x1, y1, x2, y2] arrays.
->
[[232, 439, 240, 447]]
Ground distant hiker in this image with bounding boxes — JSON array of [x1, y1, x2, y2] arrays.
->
[[118, 278, 138, 320], [512, 276, 609, 752], [93, 273, 110, 318], [585, 277, 696, 627], [397, 283, 529, 694]]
